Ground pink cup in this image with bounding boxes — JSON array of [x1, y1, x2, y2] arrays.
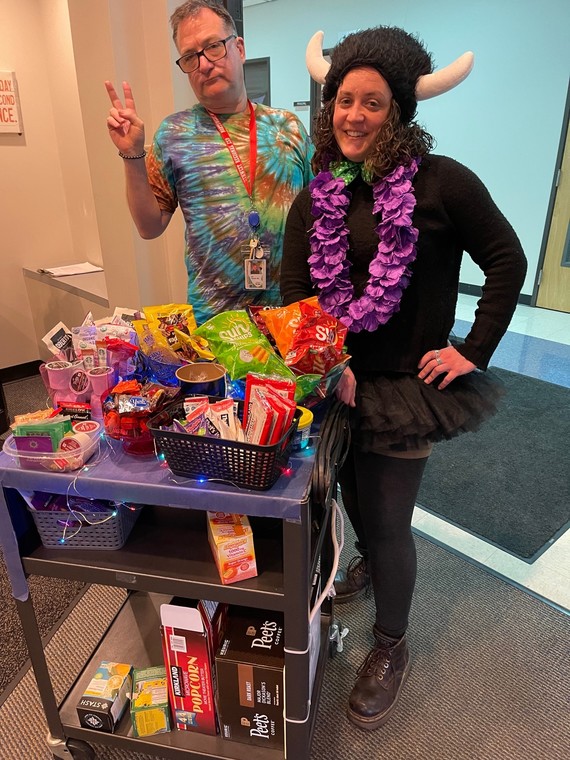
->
[[45, 361, 73, 390], [88, 366, 117, 398]]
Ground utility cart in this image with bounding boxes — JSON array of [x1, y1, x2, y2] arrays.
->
[[0, 401, 348, 760]]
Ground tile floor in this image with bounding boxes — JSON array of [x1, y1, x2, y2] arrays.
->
[[412, 294, 570, 614]]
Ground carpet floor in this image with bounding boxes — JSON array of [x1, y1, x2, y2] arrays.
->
[[0, 530, 568, 760], [417, 367, 570, 560], [0, 374, 86, 693]]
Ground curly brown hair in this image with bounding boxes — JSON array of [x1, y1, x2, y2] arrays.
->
[[312, 98, 434, 180]]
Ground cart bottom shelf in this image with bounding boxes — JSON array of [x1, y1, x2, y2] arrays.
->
[[56, 591, 331, 760]]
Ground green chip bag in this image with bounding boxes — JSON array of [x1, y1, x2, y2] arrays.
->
[[194, 311, 295, 381]]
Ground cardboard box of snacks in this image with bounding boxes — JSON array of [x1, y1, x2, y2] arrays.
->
[[76, 661, 132, 733], [215, 606, 284, 749], [130, 665, 171, 737], [207, 511, 257, 585]]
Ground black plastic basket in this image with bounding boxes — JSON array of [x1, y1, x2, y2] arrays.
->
[[148, 399, 299, 490]]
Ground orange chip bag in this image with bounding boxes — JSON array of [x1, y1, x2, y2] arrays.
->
[[256, 296, 319, 360]]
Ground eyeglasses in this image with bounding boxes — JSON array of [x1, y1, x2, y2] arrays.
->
[[176, 35, 237, 74]]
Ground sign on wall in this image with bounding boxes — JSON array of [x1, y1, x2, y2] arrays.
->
[[0, 71, 23, 134]]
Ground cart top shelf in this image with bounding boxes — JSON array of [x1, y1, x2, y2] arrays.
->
[[0, 436, 316, 520]]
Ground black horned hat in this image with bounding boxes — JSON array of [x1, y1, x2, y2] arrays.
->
[[307, 27, 474, 124]]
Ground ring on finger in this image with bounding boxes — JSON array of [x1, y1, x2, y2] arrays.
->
[[434, 349, 443, 366]]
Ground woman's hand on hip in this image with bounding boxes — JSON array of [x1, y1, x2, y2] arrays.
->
[[335, 366, 357, 407], [418, 345, 476, 390]]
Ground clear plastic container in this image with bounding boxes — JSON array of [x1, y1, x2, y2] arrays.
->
[[2, 424, 101, 472], [292, 407, 314, 452]]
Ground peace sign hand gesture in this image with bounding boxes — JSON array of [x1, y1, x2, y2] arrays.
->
[[105, 80, 145, 157]]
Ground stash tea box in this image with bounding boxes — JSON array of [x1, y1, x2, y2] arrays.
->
[[76, 661, 132, 733], [161, 599, 226, 735], [207, 511, 257, 585], [215, 606, 284, 749], [130, 665, 171, 737]]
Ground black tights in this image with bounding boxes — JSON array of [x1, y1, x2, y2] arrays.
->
[[338, 446, 429, 639]]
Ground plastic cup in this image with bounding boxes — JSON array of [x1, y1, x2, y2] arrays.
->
[[88, 366, 117, 397], [45, 361, 73, 390], [175, 363, 227, 397]]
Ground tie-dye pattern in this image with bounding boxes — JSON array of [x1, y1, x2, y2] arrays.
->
[[146, 103, 313, 325]]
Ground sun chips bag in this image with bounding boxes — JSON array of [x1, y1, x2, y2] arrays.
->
[[193, 310, 295, 381]]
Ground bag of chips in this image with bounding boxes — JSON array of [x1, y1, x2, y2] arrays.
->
[[193, 310, 295, 381], [256, 296, 319, 360], [259, 297, 348, 377], [284, 299, 348, 376]]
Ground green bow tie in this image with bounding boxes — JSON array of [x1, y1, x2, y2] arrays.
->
[[330, 160, 374, 184]]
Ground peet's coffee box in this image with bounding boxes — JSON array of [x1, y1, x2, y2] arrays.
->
[[160, 598, 226, 735], [215, 606, 284, 750]]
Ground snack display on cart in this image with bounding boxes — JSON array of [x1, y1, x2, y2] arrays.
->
[[17, 296, 349, 476]]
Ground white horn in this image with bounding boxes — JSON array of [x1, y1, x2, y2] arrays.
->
[[416, 51, 474, 100], [306, 30, 331, 84]]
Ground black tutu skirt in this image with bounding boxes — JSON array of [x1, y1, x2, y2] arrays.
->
[[351, 370, 505, 453]]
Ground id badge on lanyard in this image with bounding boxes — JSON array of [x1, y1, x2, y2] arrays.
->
[[208, 102, 269, 290]]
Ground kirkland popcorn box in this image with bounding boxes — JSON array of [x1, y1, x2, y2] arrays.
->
[[160, 599, 226, 735], [215, 606, 284, 749]]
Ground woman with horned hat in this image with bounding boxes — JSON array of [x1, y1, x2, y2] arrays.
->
[[281, 26, 526, 730]]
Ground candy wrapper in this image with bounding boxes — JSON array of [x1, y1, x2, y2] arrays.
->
[[143, 303, 197, 353], [173, 328, 215, 363], [103, 379, 179, 453], [194, 310, 295, 382]]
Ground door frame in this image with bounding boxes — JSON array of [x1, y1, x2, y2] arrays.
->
[[531, 79, 570, 306]]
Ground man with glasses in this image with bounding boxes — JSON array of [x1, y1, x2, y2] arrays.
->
[[105, 0, 312, 324]]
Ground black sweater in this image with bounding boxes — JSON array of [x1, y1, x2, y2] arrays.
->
[[280, 155, 527, 373]]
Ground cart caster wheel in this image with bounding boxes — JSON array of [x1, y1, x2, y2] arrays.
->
[[62, 739, 95, 760]]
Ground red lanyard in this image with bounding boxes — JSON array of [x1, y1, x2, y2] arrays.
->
[[208, 100, 257, 201]]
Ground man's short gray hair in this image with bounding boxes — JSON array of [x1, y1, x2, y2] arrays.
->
[[170, 0, 237, 45]]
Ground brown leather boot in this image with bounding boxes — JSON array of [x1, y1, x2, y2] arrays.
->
[[334, 555, 370, 603], [347, 630, 410, 730]]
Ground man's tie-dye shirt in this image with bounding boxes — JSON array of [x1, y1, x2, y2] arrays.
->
[[146, 103, 313, 325]]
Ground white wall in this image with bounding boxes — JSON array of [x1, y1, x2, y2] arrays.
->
[[0, 0, 76, 367], [243, 0, 570, 297], [0, 0, 188, 370]]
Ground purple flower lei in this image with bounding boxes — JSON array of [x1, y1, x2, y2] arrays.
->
[[308, 158, 420, 333]]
